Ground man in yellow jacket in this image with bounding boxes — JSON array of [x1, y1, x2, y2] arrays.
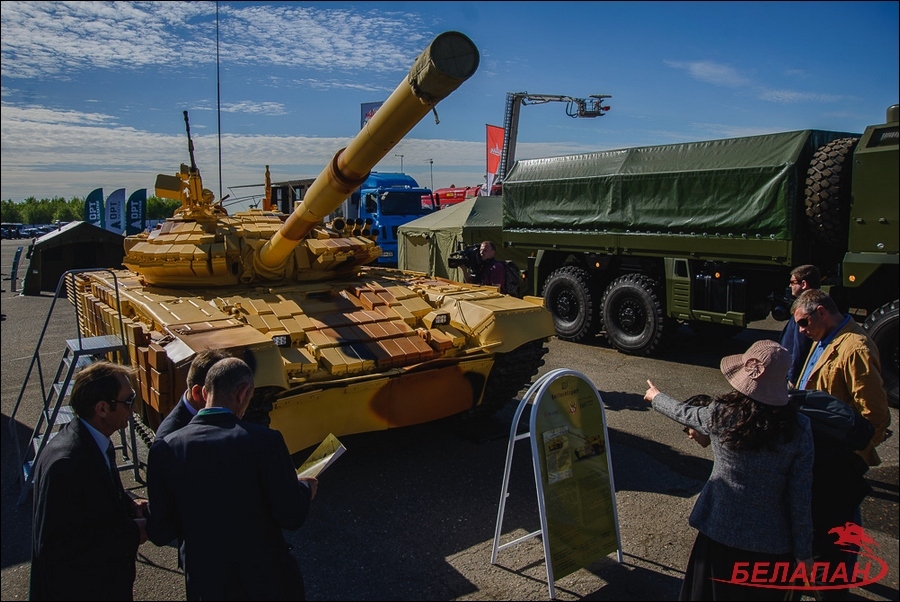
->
[[794, 289, 890, 466], [793, 288, 890, 600]]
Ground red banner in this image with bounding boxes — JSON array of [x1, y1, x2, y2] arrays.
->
[[486, 124, 504, 180]]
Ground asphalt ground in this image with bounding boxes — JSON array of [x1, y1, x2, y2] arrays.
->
[[1, 237, 897, 601]]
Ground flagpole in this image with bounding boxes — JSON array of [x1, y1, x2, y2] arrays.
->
[[216, 1, 223, 201]]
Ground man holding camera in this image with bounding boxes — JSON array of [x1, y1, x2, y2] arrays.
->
[[472, 240, 506, 293]]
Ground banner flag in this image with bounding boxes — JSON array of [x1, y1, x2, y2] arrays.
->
[[105, 188, 126, 234], [361, 101, 384, 130], [83, 188, 104, 228], [486, 124, 504, 191], [126, 189, 147, 235]]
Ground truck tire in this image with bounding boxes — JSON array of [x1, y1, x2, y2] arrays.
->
[[864, 300, 899, 408], [542, 266, 601, 342], [805, 137, 859, 247], [601, 274, 666, 356]]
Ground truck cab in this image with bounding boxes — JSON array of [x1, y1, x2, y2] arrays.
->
[[342, 172, 433, 266]]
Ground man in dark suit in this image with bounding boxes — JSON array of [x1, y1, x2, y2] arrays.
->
[[30, 361, 148, 601], [152, 348, 232, 571], [779, 264, 820, 386], [147, 357, 317, 600], [154, 348, 231, 442]]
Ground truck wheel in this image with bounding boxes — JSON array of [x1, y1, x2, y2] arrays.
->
[[601, 274, 666, 356], [805, 137, 859, 247], [864, 300, 899, 408], [542, 266, 600, 342]]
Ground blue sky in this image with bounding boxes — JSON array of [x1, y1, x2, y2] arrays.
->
[[1, 1, 897, 210]]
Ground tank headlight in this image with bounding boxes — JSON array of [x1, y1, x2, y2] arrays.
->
[[272, 334, 291, 347], [423, 311, 451, 328]]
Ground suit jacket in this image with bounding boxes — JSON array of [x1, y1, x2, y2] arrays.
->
[[800, 318, 891, 466], [780, 315, 813, 387], [30, 419, 140, 601], [154, 393, 195, 442], [147, 411, 311, 601]]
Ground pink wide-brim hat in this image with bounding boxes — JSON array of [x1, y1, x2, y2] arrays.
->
[[720, 340, 791, 406]]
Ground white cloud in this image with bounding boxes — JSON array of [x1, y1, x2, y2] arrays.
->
[[665, 58, 852, 106], [665, 60, 751, 88], [756, 89, 847, 104], [0, 2, 430, 81]]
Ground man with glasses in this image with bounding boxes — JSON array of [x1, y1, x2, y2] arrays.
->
[[30, 361, 148, 601], [779, 264, 820, 387], [793, 289, 890, 599]]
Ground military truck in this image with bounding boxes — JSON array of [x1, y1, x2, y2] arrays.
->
[[503, 104, 898, 405]]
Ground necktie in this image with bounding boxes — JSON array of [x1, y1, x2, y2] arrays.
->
[[106, 441, 123, 491]]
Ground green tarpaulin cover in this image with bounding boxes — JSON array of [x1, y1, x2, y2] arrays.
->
[[502, 130, 854, 240]]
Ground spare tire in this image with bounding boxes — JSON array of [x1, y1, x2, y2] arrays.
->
[[805, 137, 859, 247]]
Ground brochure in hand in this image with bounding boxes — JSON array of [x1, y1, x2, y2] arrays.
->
[[296, 433, 346, 479]]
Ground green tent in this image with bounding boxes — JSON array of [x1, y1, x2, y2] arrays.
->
[[397, 196, 531, 281]]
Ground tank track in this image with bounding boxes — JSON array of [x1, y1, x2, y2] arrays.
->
[[244, 388, 277, 428], [133, 411, 156, 449], [462, 338, 549, 420]]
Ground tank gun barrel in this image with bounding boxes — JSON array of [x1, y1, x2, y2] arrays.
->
[[257, 31, 479, 270]]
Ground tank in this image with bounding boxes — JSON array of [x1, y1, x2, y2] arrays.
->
[[67, 32, 556, 454]]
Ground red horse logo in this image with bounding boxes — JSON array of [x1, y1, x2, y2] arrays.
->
[[828, 522, 877, 551]]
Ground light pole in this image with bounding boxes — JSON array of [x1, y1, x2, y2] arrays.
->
[[395, 154, 404, 173], [427, 158, 434, 191]]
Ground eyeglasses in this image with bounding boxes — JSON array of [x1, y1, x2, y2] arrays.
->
[[109, 391, 136, 407], [796, 313, 813, 328], [789, 279, 800, 286]]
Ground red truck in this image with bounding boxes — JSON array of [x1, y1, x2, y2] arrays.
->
[[423, 183, 502, 209]]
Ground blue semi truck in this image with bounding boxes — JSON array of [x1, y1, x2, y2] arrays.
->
[[341, 172, 434, 266]]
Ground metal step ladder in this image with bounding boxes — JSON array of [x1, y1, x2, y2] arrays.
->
[[8, 269, 141, 505]]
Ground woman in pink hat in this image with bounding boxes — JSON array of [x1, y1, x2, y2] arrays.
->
[[644, 339, 814, 600]]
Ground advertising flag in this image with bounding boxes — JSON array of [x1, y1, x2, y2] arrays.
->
[[486, 124, 504, 191], [126, 189, 147, 235], [83, 188, 104, 228], [361, 101, 384, 130], [105, 188, 126, 234]]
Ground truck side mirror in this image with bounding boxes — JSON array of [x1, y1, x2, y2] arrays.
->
[[365, 193, 377, 214]]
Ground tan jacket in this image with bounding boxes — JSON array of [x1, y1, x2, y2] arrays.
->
[[801, 319, 891, 466]]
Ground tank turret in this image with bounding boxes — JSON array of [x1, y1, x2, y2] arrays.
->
[[69, 32, 556, 455], [124, 31, 479, 287]]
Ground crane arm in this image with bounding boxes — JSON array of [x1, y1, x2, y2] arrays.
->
[[497, 92, 611, 182]]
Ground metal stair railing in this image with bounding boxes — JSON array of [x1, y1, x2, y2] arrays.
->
[[8, 268, 141, 504]]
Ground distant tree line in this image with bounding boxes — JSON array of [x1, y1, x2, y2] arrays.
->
[[0, 195, 182, 225]]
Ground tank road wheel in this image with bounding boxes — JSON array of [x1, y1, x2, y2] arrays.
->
[[541, 266, 600, 342], [864, 301, 899, 408], [601, 274, 666, 356], [805, 137, 859, 247], [462, 339, 549, 420]]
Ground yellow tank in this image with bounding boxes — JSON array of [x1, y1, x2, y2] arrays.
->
[[68, 32, 556, 453]]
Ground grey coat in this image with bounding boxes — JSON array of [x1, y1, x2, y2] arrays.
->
[[652, 393, 814, 559]]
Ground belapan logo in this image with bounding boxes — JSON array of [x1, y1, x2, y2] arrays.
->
[[718, 523, 889, 591]]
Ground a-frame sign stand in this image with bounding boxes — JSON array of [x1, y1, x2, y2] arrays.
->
[[491, 368, 623, 599]]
